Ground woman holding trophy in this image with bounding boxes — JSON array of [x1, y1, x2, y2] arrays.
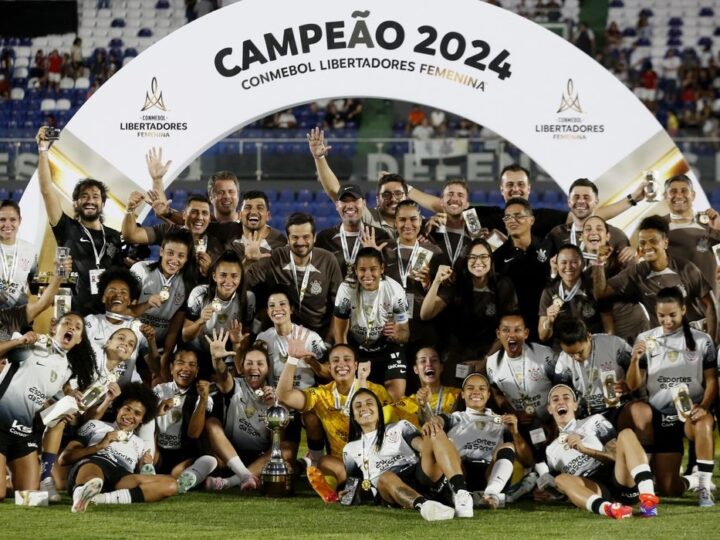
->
[[625, 286, 717, 506]]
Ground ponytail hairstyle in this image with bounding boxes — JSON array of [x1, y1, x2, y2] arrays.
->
[[206, 250, 250, 323], [150, 229, 197, 300], [348, 388, 385, 451], [656, 286, 695, 351], [54, 311, 97, 391]]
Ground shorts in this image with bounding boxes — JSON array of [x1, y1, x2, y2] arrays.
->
[[356, 341, 406, 383], [156, 447, 195, 475], [0, 429, 40, 462], [48, 72, 61, 83], [67, 455, 131, 494], [587, 464, 639, 505], [283, 411, 302, 445], [463, 459, 490, 492], [376, 464, 441, 506], [651, 407, 685, 453]]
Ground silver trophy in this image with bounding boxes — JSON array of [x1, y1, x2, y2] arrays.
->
[[261, 404, 294, 496], [56, 247, 70, 278], [643, 170, 659, 202]]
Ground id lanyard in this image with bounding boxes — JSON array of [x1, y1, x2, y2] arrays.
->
[[396, 242, 419, 289], [340, 227, 362, 267], [80, 223, 107, 268], [289, 252, 312, 313], [443, 228, 465, 267]]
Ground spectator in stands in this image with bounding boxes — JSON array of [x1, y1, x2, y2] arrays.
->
[[194, 0, 214, 18], [275, 109, 297, 129], [635, 61, 658, 104], [636, 12, 651, 40], [344, 99, 363, 126], [89, 49, 108, 81], [406, 105, 426, 133], [46, 49, 63, 91], [516, 0, 530, 18], [574, 22, 595, 57], [0, 49, 12, 76], [660, 49, 681, 96], [411, 118, 434, 141], [0, 78, 9, 100], [604, 21, 623, 52], [30, 49, 46, 80], [70, 38, 85, 79], [323, 102, 345, 130]]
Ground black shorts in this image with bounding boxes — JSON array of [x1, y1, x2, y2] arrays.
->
[[67, 455, 132, 494], [156, 447, 195, 475], [651, 408, 685, 453], [376, 464, 441, 506], [356, 342, 406, 383], [283, 411, 303, 445], [463, 459, 490, 492], [587, 464, 639, 505], [0, 429, 40, 462]]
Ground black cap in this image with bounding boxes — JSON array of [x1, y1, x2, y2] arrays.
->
[[337, 184, 364, 201]]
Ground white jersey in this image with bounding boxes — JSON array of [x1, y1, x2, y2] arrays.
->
[[638, 326, 715, 414], [256, 324, 327, 389], [76, 419, 148, 473], [343, 420, 419, 491], [85, 314, 148, 384], [185, 285, 256, 354], [445, 408, 508, 463], [555, 334, 631, 415], [486, 343, 556, 419], [0, 239, 36, 308], [334, 277, 408, 348], [153, 381, 214, 450], [131, 262, 186, 344], [219, 378, 270, 454], [546, 415, 615, 477], [0, 339, 73, 436]]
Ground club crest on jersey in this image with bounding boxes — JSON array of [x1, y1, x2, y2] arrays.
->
[[485, 302, 496, 316], [50, 370, 57, 383], [696, 238, 709, 253], [528, 367, 543, 382], [686, 351, 699, 363], [581, 304, 595, 318], [536, 249, 548, 263], [309, 280, 322, 296], [385, 429, 400, 445]]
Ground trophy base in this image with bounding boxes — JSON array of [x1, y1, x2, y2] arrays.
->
[[261, 474, 294, 497]]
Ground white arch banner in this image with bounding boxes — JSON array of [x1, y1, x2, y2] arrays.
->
[[21, 0, 704, 247]]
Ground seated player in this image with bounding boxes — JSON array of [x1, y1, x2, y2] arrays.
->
[[546, 384, 659, 519], [342, 388, 471, 521], [393, 347, 460, 427], [203, 332, 285, 491], [626, 287, 717, 506], [153, 349, 218, 491], [60, 383, 184, 513], [425, 374, 532, 507]]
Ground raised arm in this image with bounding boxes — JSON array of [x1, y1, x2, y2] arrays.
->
[[36, 127, 64, 226], [308, 127, 341, 201], [593, 183, 646, 222], [407, 185, 444, 213], [26, 257, 71, 322], [276, 356, 308, 411], [122, 191, 151, 244], [420, 265, 451, 320]]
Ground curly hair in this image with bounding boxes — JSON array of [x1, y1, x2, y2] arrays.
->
[[116, 382, 160, 424]]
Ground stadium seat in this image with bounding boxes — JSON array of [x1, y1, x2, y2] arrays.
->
[[75, 77, 90, 89], [40, 98, 56, 111], [10, 88, 24, 100]]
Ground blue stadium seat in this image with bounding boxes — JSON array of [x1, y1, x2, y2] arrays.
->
[[277, 190, 294, 202], [111, 18, 126, 28], [699, 7, 714, 17], [297, 189, 313, 203]]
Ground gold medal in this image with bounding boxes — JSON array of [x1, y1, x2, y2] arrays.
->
[[552, 295, 563, 308], [211, 298, 223, 312], [645, 337, 658, 353], [361, 479, 371, 491], [525, 405, 535, 415], [697, 212, 710, 225], [159, 286, 171, 302]]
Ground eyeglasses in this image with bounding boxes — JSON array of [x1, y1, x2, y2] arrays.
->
[[467, 254, 491, 263], [502, 212, 530, 223], [380, 190, 406, 200]]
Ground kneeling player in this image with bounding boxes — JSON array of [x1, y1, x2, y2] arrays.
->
[[60, 383, 181, 512], [546, 384, 659, 519]]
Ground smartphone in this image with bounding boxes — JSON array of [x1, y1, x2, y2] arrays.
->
[[45, 127, 61, 140]]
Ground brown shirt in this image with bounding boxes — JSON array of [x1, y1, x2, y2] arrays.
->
[[662, 214, 720, 295]]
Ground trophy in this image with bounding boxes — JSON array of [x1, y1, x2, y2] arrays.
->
[[54, 287, 72, 319], [672, 383, 694, 422], [56, 247, 69, 278], [79, 376, 114, 410], [462, 208, 483, 239], [643, 170, 659, 202], [600, 371, 620, 407], [261, 403, 294, 496]]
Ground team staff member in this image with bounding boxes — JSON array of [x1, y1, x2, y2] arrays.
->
[[425, 180, 472, 270], [493, 198, 551, 342], [593, 215, 717, 341], [581, 216, 649, 343], [316, 184, 391, 280], [0, 200, 37, 309], [308, 127, 408, 238], [625, 287, 717, 506], [538, 244, 606, 343], [422, 238, 516, 380], [545, 178, 630, 257], [546, 385, 660, 519], [246, 213, 342, 338], [659, 174, 720, 295], [229, 191, 287, 264], [37, 127, 123, 315], [0, 312, 96, 501], [408, 165, 647, 239], [332, 247, 409, 400]]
